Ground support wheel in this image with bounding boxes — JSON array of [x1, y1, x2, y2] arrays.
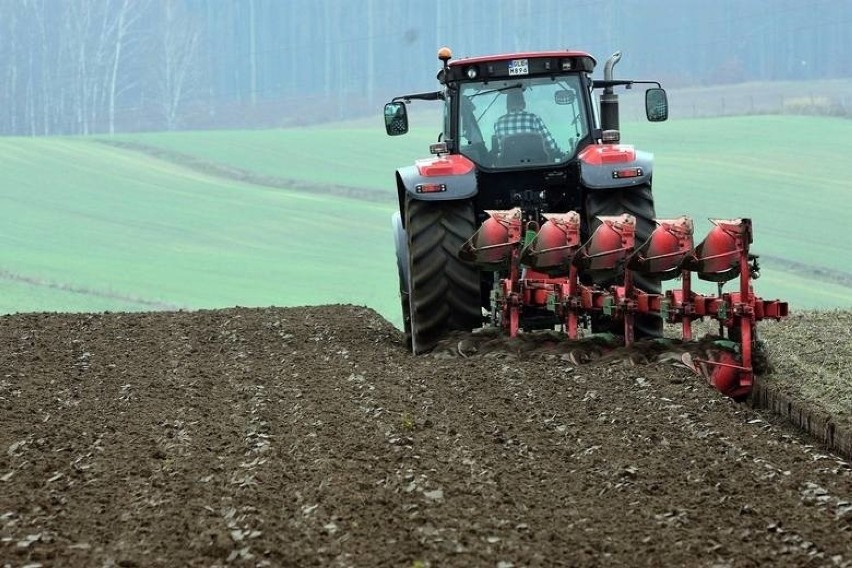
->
[[404, 196, 482, 353]]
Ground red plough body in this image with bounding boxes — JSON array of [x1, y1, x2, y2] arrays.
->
[[460, 210, 788, 399]]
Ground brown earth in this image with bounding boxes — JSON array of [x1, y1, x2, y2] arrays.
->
[[1, 305, 850, 567]]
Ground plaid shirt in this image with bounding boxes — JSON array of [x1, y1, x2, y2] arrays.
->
[[494, 111, 560, 154]]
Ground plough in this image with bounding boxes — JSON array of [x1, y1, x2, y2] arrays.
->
[[460, 210, 788, 398]]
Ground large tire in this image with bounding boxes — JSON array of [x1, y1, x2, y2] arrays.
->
[[404, 196, 482, 353], [585, 183, 663, 338]]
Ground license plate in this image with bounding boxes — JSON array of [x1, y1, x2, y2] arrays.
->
[[508, 59, 529, 76]]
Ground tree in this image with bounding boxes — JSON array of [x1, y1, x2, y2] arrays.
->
[[156, 0, 202, 130]]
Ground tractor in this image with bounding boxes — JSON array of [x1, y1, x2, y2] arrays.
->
[[384, 47, 787, 398]]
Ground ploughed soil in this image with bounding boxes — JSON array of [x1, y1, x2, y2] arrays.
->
[[1, 305, 850, 567]]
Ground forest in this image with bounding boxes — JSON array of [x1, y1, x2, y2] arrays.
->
[[1, 0, 850, 136]]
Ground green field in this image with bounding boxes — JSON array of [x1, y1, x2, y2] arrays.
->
[[0, 138, 399, 318], [1, 115, 850, 326]]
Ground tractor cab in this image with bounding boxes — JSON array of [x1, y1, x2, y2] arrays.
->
[[384, 48, 668, 172], [455, 72, 587, 168]]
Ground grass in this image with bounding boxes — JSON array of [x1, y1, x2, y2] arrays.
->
[[0, 276, 151, 314], [0, 137, 400, 318], [0, 114, 850, 326], [108, 105, 443, 192]]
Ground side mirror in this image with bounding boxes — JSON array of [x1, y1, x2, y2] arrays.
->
[[645, 88, 668, 122], [384, 102, 409, 136]]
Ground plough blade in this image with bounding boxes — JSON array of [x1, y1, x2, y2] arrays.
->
[[573, 214, 636, 279], [519, 211, 581, 275], [458, 208, 522, 269], [627, 216, 694, 280], [696, 347, 753, 400], [682, 218, 751, 282]]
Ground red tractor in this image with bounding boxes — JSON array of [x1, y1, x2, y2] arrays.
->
[[384, 48, 786, 398]]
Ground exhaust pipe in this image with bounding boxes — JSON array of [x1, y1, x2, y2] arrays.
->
[[600, 51, 622, 133]]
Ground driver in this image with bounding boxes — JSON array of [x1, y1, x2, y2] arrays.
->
[[494, 90, 561, 156]]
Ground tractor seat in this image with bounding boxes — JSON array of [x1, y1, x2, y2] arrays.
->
[[497, 133, 549, 166]]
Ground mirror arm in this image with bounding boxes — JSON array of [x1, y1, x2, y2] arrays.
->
[[592, 79, 661, 90], [392, 91, 444, 103], [632, 80, 662, 88]]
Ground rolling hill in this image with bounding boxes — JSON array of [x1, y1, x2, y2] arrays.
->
[[0, 114, 850, 324], [0, 137, 398, 317]]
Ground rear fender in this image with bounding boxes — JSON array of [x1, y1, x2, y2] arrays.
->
[[392, 212, 409, 295], [579, 144, 654, 190], [396, 154, 478, 218]]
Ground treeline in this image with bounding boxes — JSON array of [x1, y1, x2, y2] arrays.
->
[[0, 0, 201, 135], [1, 0, 850, 136]]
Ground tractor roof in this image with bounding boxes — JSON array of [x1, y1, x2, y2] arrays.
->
[[440, 50, 596, 82], [448, 50, 596, 68]]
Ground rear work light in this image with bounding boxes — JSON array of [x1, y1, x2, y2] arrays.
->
[[612, 167, 643, 179], [415, 183, 447, 194], [429, 142, 448, 155], [601, 129, 621, 143]]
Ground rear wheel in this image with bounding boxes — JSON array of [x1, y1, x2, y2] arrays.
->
[[585, 183, 662, 338], [404, 196, 482, 353]]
